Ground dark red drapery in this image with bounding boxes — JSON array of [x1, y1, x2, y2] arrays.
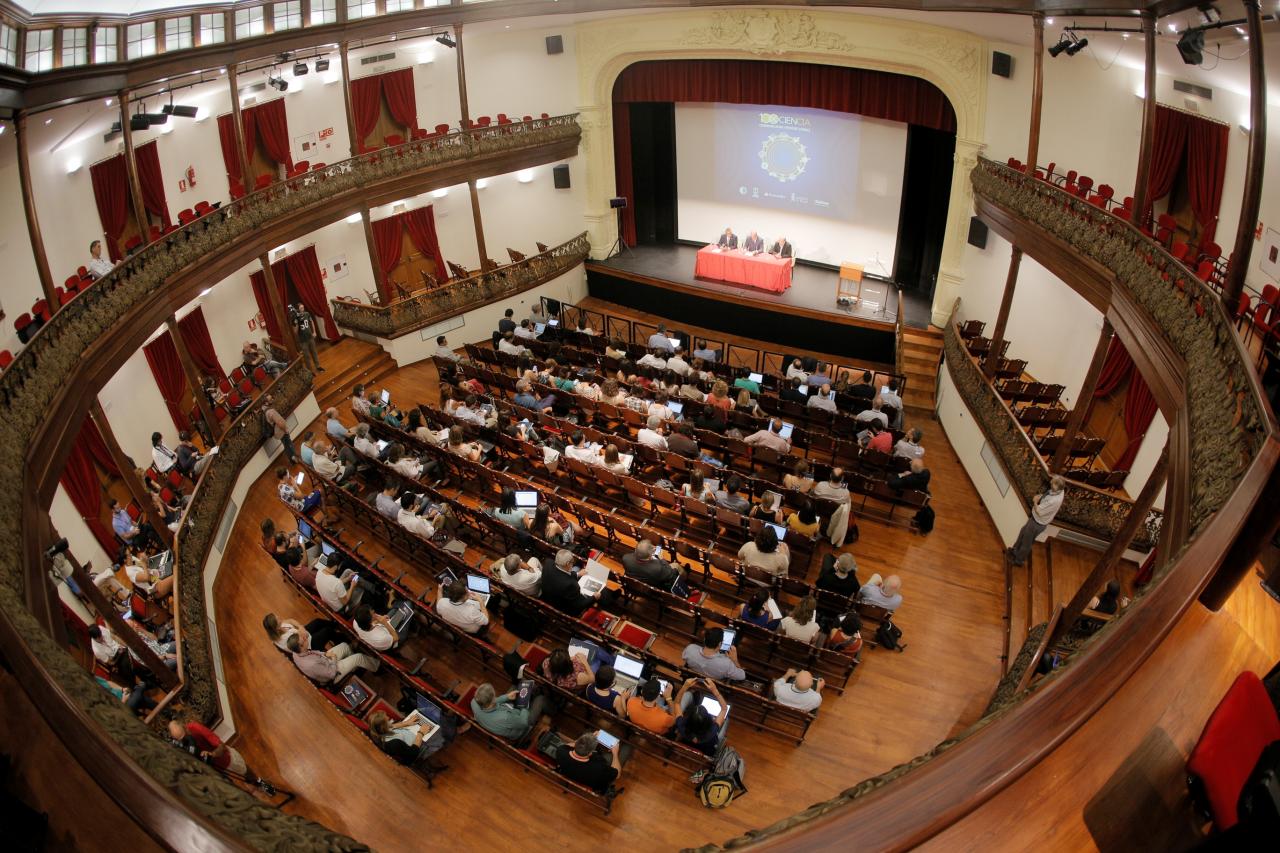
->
[[371, 215, 403, 301], [611, 103, 636, 246], [1185, 116, 1229, 246], [1093, 337, 1135, 399], [382, 69, 418, 131], [134, 140, 171, 228], [59, 424, 118, 556], [1115, 373, 1158, 472], [612, 59, 957, 133], [249, 261, 288, 342], [350, 75, 383, 147], [143, 332, 191, 433], [404, 206, 448, 285], [216, 109, 258, 186], [89, 154, 130, 262], [252, 98, 293, 171], [79, 417, 119, 477], [1145, 106, 1189, 219], [285, 246, 339, 339], [177, 307, 226, 381]]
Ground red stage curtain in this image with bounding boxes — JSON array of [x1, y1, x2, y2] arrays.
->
[[217, 110, 258, 185], [1093, 337, 1135, 399], [350, 76, 383, 148], [249, 263, 288, 342], [177, 307, 227, 381], [79, 418, 120, 477], [1115, 373, 1158, 472], [250, 98, 293, 171], [405, 206, 449, 285], [285, 246, 339, 339], [134, 140, 171, 228], [381, 69, 418, 131], [1145, 106, 1189, 217], [1185, 115, 1229, 246], [59, 429, 118, 556], [371, 215, 403, 301], [143, 332, 191, 433], [89, 154, 129, 263], [611, 103, 636, 246], [612, 59, 957, 133]]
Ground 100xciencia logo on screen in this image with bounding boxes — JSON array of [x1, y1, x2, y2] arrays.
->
[[757, 113, 812, 128]]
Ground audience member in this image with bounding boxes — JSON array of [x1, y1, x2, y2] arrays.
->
[[715, 475, 751, 515], [894, 428, 925, 460], [169, 720, 262, 785], [625, 679, 678, 734], [692, 339, 718, 363], [807, 384, 838, 413], [854, 399, 889, 431], [674, 679, 729, 756], [325, 408, 350, 442], [555, 732, 623, 794], [498, 308, 517, 336], [1089, 580, 1130, 614], [681, 628, 745, 681], [287, 633, 380, 683], [647, 323, 676, 353], [151, 431, 178, 473], [622, 539, 681, 588], [636, 415, 668, 450], [1008, 476, 1066, 567], [375, 481, 401, 520], [744, 418, 791, 452], [494, 553, 543, 595], [584, 665, 628, 716], [739, 589, 779, 629], [850, 370, 877, 400], [816, 552, 861, 601], [772, 669, 825, 712], [87, 239, 114, 279], [541, 646, 593, 690], [436, 578, 489, 635], [859, 573, 904, 611], [498, 332, 529, 356], [435, 336, 460, 362], [352, 604, 401, 650], [174, 432, 211, 478], [813, 468, 850, 503], [890, 459, 931, 493], [783, 459, 814, 493], [786, 500, 820, 538], [666, 422, 700, 458], [827, 612, 864, 654], [366, 709, 456, 771], [778, 596, 821, 644], [682, 470, 716, 503], [541, 550, 603, 615], [780, 376, 809, 404]]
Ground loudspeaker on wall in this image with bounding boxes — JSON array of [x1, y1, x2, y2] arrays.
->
[[968, 216, 989, 249], [552, 164, 570, 189], [991, 51, 1013, 78], [545, 35, 564, 55]]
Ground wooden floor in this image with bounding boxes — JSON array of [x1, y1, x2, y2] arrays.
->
[[213, 333, 1015, 851]]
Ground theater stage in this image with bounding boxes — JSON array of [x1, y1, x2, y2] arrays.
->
[[585, 243, 933, 366]]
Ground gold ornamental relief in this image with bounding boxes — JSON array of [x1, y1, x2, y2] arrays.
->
[[682, 10, 854, 56]]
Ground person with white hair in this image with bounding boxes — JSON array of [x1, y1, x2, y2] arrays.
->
[[636, 414, 668, 450], [1008, 475, 1067, 566], [471, 682, 547, 742], [894, 428, 926, 460], [858, 573, 903, 612], [772, 668, 825, 712], [622, 539, 681, 588], [493, 552, 543, 595]]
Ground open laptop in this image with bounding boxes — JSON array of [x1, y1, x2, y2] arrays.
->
[[465, 573, 492, 606], [375, 439, 389, 454], [667, 337, 682, 350], [612, 652, 646, 692], [381, 389, 391, 405], [534, 322, 546, 335], [778, 422, 795, 441], [514, 490, 539, 508], [748, 372, 764, 384], [547, 318, 559, 327], [667, 400, 684, 417], [798, 384, 810, 396], [701, 695, 730, 721], [319, 541, 338, 566], [578, 558, 610, 596], [386, 599, 415, 633], [766, 522, 787, 542], [147, 550, 174, 580], [703, 477, 721, 494]]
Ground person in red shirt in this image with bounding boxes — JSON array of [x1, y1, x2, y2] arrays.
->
[[863, 426, 894, 454], [169, 719, 264, 788]]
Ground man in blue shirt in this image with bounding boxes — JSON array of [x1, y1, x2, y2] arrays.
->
[[806, 361, 833, 387], [325, 408, 350, 442], [110, 499, 157, 548], [513, 380, 554, 412], [646, 323, 676, 354], [692, 339, 718, 363]]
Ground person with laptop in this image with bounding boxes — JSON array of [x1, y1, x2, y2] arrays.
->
[[472, 682, 548, 743], [584, 665, 628, 716], [625, 679, 680, 735], [807, 384, 838, 413], [744, 418, 791, 453], [780, 376, 809, 404], [813, 467, 851, 504], [647, 323, 676, 354], [555, 732, 624, 795], [493, 553, 543, 595], [542, 549, 612, 615], [738, 525, 791, 578], [352, 604, 402, 651], [772, 668, 825, 712], [397, 493, 440, 540], [732, 368, 761, 396], [681, 628, 745, 682], [748, 493, 786, 526], [564, 431, 597, 465], [436, 578, 490, 635], [674, 679, 730, 756], [622, 539, 682, 590]]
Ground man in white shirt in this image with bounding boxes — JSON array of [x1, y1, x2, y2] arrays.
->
[[494, 553, 543, 595], [497, 333, 529, 356], [666, 349, 691, 376], [744, 419, 791, 453], [894, 428, 925, 460], [315, 561, 360, 612], [87, 240, 114, 279], [772, 669, 824, 712], [1008, 475, 1066, 566], [813, 468, 851, 504], [151, 432, 178, 473], [636, 415, 668, 451], [436, 578, 489, 634], [352, 423, 379, 458], [854, 399, 889, 430], [514, 320, 538, 340], [311, 441, 343, 482], [807, 384, 838, 413], [785, 358, 810, 383], [89, 624, 123, 666], [879, 379, 904, 413], [647, 324, 676, 354], [454, 396, 490, 427], [352, 604, 400, 650], [564, 431, 599, 465], [435, 336, 460, 362], [637, 349, 668, 370], [397, 494, 436, 539], [859, 574, 904, 611]]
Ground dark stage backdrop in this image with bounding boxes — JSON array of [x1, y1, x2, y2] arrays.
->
[[611, 58, 955, 301]]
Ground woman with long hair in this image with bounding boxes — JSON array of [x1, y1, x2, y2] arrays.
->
[[779, 596, 821, 644]]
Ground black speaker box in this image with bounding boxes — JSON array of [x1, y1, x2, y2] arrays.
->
[[545, 35, 564, 55], [552, 164, 570, 189], [991, 51, 1013, 78], [968, 216, 989, 249], [608, 196, 628, 209]]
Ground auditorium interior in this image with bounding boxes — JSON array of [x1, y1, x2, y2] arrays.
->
[[2, 1, 1280, 850]]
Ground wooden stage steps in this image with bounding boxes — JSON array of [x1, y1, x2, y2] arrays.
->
[[901, 326, 943, 412], [313, 338, 399, 413]]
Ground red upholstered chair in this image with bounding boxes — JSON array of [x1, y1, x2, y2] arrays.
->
[[496, 113, 508, 122], [230, 366, 247, 383], [1198, 241, 1223, 266], [194, 200, 213, 216], [178, 208, 196, 225], [167, 469, 184, 489], [252, 366, 268, 386], [59, 288, 75, 307], [311, 163, 326, 171], [1187, 671, 1280, 831], [239, 378, 255, 396], [254, 173, 274, 190], [125, 235, 143, 253], [218, 377, 233, 395], [1112, 207, 1132, 222], [1043, 161, 1056, 180], [1195, 260, 1215, 282], [64, 274, 81, 291], [32, 299, 51, 323], [476, 116, 491, 127], [1171, 241, 1191, 262], [435, 123, 450, 135], [0, 350, 12, 371], [287, 161, 310, 178], [410, 127, 429, 140], [1077, 175, 1094, 196], [522, 115, 533, 122], [227, 390, 244, 411], [383, 134, 404, 147], [540, 113, 549, 119], [77, 265, 88, 279]]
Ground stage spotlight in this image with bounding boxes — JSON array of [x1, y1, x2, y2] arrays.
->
[[436, 33, 456, 48], [162, 103, 199, 118], [1047, 36, 1071, 57], [130, 114, 151, 131], [293, 61, 309, 76], [1177, 29, 1205, 65], [315, 58, 330, 72], [1064, 37, 1088, 55], [144, 112, 169, 126], [268, 75, 290, 92]]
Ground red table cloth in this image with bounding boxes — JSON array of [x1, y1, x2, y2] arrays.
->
[[694, 245, 793, 293]]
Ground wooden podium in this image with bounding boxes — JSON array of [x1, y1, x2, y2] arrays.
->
[[837, 261, 864, 305]]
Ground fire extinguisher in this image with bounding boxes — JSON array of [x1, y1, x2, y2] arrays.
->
[[186, 165, 197, 188]]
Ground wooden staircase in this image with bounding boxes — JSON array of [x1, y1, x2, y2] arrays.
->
[[312, 338, 399, 413], [900, 326, 944, 412]]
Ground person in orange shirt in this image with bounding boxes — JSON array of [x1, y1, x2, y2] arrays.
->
[[624, 678, 680, 735]]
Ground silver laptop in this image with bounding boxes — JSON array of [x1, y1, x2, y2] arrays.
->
[[514, 490, 539, 508], [613, 652, 645, 692], [465, 573, 492, 606]]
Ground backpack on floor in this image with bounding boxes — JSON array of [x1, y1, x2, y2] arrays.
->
[[693, 745, 747, 808], [875, 619, 905, 652], [914, 505, 935, 534]]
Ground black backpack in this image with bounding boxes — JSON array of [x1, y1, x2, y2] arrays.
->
[[914, 505, 935, 534], [875, 619, 905, 652]]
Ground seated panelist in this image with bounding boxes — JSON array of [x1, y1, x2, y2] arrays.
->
[[769, 236, 794, 258], [743, 230, 764, 253], [716, 227, 738, 250]]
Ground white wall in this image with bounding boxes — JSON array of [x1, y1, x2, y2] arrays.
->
[[99, 341, 176, 465], [0, 131, 43, 357], [464, 22, 580, 122], [49, 484, 111, 571], [478, 161, 586, 257]]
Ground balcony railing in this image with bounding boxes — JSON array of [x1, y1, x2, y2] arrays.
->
[[0, 114, 580, 850], [331, 232, 590, 338]]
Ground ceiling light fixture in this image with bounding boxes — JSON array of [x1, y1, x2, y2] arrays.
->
[[315, 57, 330, 72], [293, 61, 309, 76], [436, 33, 457, 49]]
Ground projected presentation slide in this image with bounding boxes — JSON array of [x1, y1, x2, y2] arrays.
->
[[676, 102, 907, 269]]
